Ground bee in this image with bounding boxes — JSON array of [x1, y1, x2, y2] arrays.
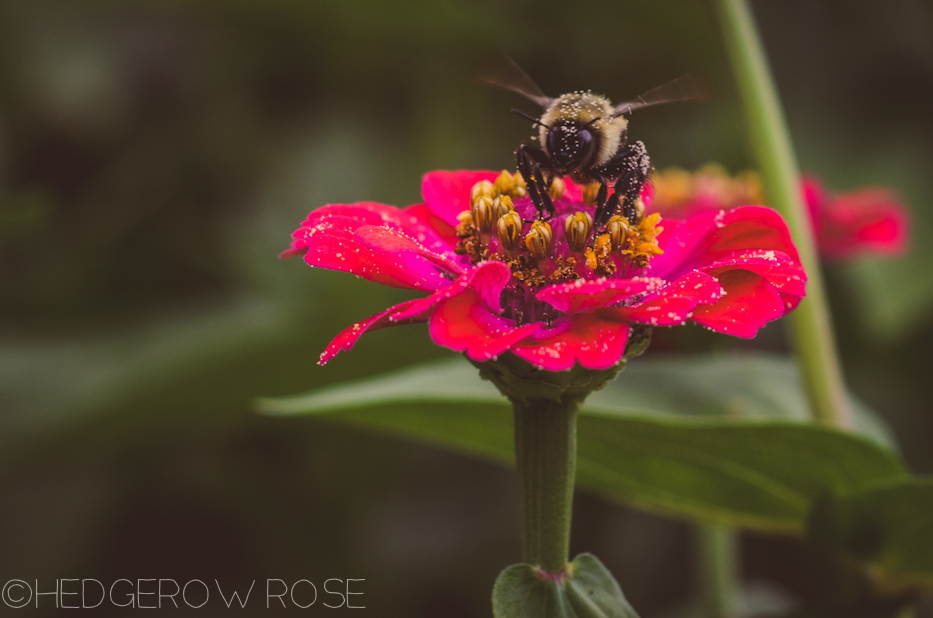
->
[[483, 59, 701, 230]]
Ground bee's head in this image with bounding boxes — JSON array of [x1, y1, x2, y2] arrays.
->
[[546, 121, 595, 174]]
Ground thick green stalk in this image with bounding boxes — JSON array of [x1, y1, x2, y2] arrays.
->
[[513, 399, 578, 574], [715, 0, 850, 429], [699, 525, 738, 618]]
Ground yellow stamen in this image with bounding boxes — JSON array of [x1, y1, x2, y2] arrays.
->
[[491, 195, 514, 221], [472, 195, 496, 234], [494, 170, 514, 196], [547, 177, 565, 200], [497, 211, 523, 255], [524, 220, 553, 262], [563, 211, 592, 254], [581, 183, 600, 205], [471, 180, 497, 205]]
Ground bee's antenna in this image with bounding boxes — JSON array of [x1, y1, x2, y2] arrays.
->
[[511, 108, 551, 131]]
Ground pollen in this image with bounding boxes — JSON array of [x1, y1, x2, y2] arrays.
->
[[621, 212, 664, 269]]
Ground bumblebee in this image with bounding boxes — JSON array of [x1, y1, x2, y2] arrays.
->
[[484, 59, 699, 230]]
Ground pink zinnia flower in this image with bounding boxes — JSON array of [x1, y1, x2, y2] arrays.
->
[[283, 170, 806, 372], [650, 165, 909, 261], [801, 176, 908, 261]]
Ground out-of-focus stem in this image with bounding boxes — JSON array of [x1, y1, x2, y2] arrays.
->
[[715, 0, 850, 429], [699, 525, 738, 618]]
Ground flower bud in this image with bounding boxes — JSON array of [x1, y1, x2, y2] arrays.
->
[[496, 211, 523, 254], [471, 180, 497, 205], [547, 177, 566, 200], [524, 220, 553, 262], [607, 215, 630, 251], [581, 183, 600, 205], [471, 195, 495, 234], [564, 211, 593, 254]]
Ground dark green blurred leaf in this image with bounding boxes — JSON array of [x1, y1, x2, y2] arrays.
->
[[259, 356, 908, 532], [492, 553, 640, 618], [810, 478, 933, 589]]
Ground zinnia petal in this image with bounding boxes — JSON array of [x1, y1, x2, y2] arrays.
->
[[422, 171, 499, 227], [805, 177, 909, 260], [700, 249, 807, 297], [319, 298, 429, 365], [286, 202, 458, 291], [429, 289, 542, 362], [690, 269, 785, 338], [648, 206, 800, 281], [391, 260, 513, 320], [606, 271, 723, 326], [536, 277, 667, 314], [512, 314, 631, 371]]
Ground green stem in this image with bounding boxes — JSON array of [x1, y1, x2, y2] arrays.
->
[[513, 398, 578, 574], [699, 525, 738, 618], [715, 0, 850, 429]]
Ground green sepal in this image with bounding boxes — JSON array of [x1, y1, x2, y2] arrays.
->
[[492, 553, 640, 618]]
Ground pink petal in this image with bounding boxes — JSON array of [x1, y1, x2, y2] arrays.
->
[[781, 293, 803, 313], [404, 203, 460, 251], [391, 260, 513, 320], [536, 277, 666, 314], [319, 298, 429, 365], [422, 170, 499, 227], [512, 314, 631, 371], [428, 289, 542, 362], [690, 270, 785, 338], [297, 218, 452, 290], [287, 201, 461, 290], [294, 202, 454, 257], [817, 188, 909, 260], [700, 249, 807, 296], [355, 225, 464, 275], [648, 206, 800, 281], [605, 271, 724, 326]]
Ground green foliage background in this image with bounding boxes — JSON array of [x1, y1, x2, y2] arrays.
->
[[1, 0, 932, 615]]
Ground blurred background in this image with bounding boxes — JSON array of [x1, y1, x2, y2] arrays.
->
[[1, 0, 932, 615]]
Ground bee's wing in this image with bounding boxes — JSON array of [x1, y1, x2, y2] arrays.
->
[[612, 74, 705, 117], [477, 55, 554, 109]]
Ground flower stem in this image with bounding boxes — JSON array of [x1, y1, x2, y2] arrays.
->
[[714, 0, 850, 428], [698, 525, 738, 618], [512, 398, 578, 574]]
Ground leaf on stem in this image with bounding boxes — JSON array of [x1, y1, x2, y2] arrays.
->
[[258, 355, 907, 532], [492, 553, 640, 618]]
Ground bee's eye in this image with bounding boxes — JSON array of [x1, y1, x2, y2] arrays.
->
[[546, 129, 562, 155], [547, 125, 594, 170]]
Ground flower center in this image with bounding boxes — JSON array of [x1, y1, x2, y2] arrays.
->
[[454, 172, 665, 325]]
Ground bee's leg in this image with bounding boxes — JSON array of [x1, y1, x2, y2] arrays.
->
[[516, 144, 555, 220], [600, 141, 650, 225], [597, 192, 620, 230], [582, 169, 613, 231]]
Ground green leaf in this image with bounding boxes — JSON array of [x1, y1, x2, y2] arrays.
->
[[259, 355, 907, 532], [492, 553, 639, 618], [810, 478, 933, 588]]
